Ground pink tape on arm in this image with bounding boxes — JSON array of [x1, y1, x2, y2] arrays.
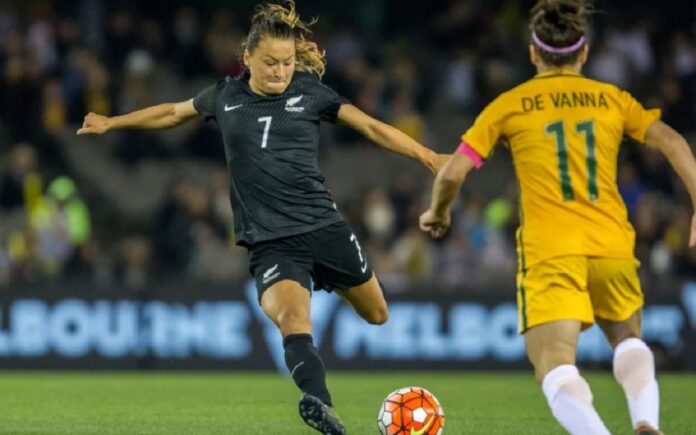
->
[[457, 142, 484, 168]]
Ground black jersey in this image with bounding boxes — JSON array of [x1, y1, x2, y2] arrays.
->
[[193, 71, 348, 246]]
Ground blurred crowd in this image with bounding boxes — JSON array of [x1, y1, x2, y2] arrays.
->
[[0, 0, 695, 292]]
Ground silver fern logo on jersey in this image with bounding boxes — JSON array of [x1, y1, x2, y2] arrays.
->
[[285, 95, 305, 112], [262, 264, 280, 284]]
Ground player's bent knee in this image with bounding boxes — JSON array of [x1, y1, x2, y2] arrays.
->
[[276, 310, 312, 335]]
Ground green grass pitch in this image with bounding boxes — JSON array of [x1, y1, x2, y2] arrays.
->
[[0, 372, 694, 434]]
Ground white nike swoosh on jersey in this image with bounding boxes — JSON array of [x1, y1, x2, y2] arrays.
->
[[224, 104, 243, 111]]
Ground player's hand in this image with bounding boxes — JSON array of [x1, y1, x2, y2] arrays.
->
[[690, 212, 696, 248], [427, 153, 451, 174], [419, 209, 450, 238], [434, 153, 452, 173], [77, 112, 111, 135]]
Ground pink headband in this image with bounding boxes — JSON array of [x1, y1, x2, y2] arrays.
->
[[532, 31, 586, 54]]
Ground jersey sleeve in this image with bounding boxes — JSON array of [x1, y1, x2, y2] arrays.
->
[[460, 94, 509, 159], [193, 78, 227, 121], [310, 75, 350, 123], [620, 90, 661, 144]]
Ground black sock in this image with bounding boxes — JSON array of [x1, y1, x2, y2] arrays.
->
[[283, 333, 333, 407]]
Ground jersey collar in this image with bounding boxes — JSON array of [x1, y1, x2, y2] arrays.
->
[[239, 70, 301, 99], [534, 68, 583, 79]]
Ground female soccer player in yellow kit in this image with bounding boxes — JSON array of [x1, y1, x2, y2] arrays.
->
[[420, 1, 696, 434]]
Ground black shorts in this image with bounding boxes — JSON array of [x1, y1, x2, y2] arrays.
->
[[248, 221, 373, 301]]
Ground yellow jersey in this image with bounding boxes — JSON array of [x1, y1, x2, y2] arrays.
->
[[461, 69, 661, 270]]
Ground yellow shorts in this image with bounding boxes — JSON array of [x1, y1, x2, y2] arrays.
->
[[516, 256, 643, 333]]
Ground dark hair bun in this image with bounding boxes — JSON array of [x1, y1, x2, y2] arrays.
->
[[530, 0, 592, 65]]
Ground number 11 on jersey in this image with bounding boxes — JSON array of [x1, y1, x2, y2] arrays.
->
[[258, 116, 272, 148], [545, 119, 598, 202]]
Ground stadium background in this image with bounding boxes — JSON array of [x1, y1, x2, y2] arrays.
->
[[0, 0, 695, 373]]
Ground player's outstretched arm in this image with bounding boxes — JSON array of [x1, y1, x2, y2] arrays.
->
[[76, 99, 198, 135], [419, 152, 476, 238], [336, 104, 449, 174], [645, 120, 696, 247]]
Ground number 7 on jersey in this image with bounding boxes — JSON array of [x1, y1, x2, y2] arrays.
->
[[258, 116, 272, 148]]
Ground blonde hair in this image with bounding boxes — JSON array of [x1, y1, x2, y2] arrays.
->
[[242, 1, 326, 78]]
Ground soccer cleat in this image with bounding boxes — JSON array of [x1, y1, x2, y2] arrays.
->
[[635, 423, 664, 435], [299, 394, 347, 434]]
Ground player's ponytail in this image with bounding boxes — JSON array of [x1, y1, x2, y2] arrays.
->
[[530, 0, 592, 67], [242, 1, 326, 78]]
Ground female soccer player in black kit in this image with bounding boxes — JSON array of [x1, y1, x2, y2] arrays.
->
[[78, 2, 446, 433]]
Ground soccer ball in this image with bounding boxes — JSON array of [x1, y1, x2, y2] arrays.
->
[[377, 386, 445, 434]]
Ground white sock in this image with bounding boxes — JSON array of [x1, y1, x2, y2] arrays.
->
[[613, 338, 660, 430], [542, 364, 611, 435]]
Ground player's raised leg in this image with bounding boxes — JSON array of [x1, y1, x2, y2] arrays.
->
[[261, 279, 346, 434], [525, 320, 611, 435], [310, 222, 389, 326], [338, 274, 389, 325], [598, 311, 661, 435], [589, 257, 661, 435]]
